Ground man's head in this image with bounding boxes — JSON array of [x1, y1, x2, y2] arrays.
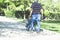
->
[[34, 0, 38, 2]]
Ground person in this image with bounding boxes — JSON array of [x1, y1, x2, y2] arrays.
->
[[26, 0, 43, 33]]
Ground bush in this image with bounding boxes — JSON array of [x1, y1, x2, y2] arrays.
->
[[44, 9, 50, 17], [5, 10, 15, 17], [44, 9, 60, 20], [4, 4, 16, 17]]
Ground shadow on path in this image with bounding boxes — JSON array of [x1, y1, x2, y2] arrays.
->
[[0, 21, 27, 37]]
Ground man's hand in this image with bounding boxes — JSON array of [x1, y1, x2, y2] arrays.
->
[[41, 14, 43, 20], [29, 14, 31, 17]]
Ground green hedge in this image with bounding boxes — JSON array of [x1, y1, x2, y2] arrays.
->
[[4, 9, 15, 17]]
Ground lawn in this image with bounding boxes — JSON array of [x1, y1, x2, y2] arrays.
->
[[41, 20, 60, 33]]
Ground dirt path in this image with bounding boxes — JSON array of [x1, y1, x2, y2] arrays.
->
[[0, 16, 60, 40]]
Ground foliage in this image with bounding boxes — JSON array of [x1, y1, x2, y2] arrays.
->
[[41, 0, 60, 19], [4, 4, 16, 17], [0, 0, 60, 19]]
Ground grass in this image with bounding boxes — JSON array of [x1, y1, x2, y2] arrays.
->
[[41, 20, 60, 33]]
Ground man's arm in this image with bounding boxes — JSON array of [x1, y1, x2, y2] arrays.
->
[[29, 8, 33, 17], [40, 9, 43, 19]]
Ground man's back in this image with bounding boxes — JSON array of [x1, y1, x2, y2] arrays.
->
[[31, 2, 42, 14]]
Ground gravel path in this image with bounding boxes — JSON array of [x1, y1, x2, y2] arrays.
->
[[0, 16, 60, 40]]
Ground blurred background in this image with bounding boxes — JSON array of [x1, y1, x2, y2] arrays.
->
[[0, 0, 60, 19]]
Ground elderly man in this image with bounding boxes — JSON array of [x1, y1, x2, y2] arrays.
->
[[27, 0, 43, 33]]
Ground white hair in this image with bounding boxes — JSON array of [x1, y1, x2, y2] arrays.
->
[[34, 0, 38, 2]]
